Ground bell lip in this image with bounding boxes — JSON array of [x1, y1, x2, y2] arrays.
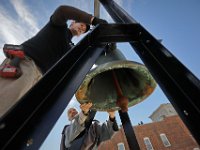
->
[[75, 60, 157, 111]]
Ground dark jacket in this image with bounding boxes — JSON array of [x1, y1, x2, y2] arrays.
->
[[22, 5, 92, 73]]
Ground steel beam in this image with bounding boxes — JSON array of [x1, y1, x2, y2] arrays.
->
[[0, 26, 106, 149], [94, 0, 100, 18], [99, 0, 200, 146], [91, 24, 140, 43], [119, 111, 140, 150]]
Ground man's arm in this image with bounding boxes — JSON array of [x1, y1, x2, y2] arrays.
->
[[107, 110, 119, 132], [51, 5, 93, 26], [93, 110, 119, 146], [64, 103, 92, 147], [64, 111, 87, 146]]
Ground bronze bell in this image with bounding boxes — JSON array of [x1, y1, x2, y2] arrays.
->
[[75, 44, 157, 111]]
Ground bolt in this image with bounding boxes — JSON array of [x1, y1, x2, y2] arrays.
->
[[183, 110, 189, 116], [26, 138, 33, 147], [146, 40, 150, 43], [0, 123, 6, 129]]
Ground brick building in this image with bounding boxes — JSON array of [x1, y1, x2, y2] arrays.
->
[[98, 104, 200, 150]]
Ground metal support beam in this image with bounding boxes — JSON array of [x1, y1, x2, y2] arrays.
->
[[119, 111, 140, 150], [0, 26, 106, 149], [91, 24, 140, 43], [99, 0, 200, 145], [94, 0, 100, 18]]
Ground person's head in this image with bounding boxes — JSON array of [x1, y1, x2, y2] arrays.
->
[[69, 21, 90, 36], [67, 107, 78, 121]]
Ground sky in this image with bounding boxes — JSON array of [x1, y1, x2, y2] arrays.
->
[[0, 0, 200, 149]]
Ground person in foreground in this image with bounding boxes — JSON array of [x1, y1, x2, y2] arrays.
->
[[0, 5, 107, 118]]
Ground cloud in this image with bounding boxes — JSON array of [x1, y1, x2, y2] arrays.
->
[[0, 6, 25, 63], [10, 0, 39, 34], [0, 8, 26, 44], [0, 0, 39, 63]]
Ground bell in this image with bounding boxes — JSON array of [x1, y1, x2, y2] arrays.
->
[[75, 44, 156, 111]]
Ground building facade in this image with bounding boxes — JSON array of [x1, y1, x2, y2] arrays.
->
[[149, 103, 178, 122], [98, 104, 199, 150]]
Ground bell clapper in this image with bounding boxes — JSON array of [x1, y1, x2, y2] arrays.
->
[[111, 70, 129, 112]]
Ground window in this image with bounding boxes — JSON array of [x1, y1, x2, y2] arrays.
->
[[117, 143, 125, 150], [159, 115, 166, 121], [160, 133, 171, 147], [143, 137, 154, 150]]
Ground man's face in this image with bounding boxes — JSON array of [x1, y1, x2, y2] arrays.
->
[[70, 22, 87, 36], [68, 108, 78, 120]]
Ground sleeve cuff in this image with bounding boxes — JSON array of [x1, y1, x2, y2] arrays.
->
[[109, 116, 116, 122], [82, 110, 89, 116], [78, 111, 88, 125]]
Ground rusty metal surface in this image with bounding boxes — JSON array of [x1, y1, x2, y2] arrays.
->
[[76, 60, 157, 111]]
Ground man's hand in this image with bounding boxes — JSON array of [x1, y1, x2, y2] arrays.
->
[[91, 17, 108, 26], [107, 109, 115, 119], [80, 102, 93, 115]]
